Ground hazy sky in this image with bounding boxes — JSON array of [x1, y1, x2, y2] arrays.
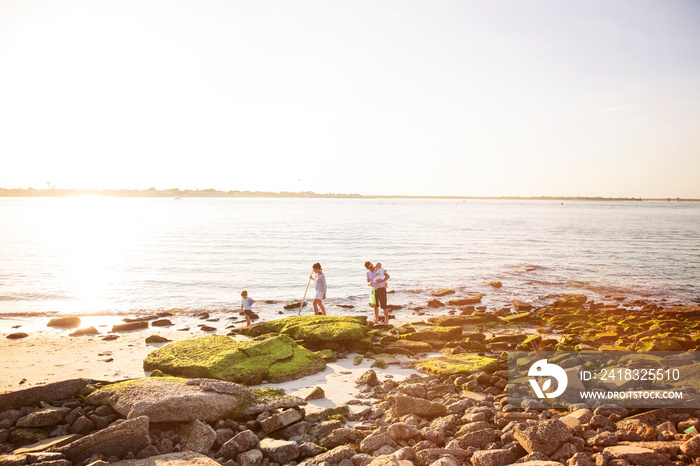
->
[[1, 1, 698, 197]]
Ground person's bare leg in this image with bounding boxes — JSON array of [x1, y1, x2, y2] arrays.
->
[[382, 307, 389, 324], [373, 306, 380, 324]]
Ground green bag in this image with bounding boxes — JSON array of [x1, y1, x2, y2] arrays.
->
[[369, 288, 376, 307]]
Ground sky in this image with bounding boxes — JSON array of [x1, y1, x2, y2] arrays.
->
[[0, 0, 699, 197]]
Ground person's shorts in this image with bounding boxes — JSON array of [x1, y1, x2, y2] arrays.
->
[[314, 291, 325, 300], [374, 287, 387, 309], [244, 308, 255, 317]]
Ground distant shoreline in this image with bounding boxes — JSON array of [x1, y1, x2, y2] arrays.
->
[[1, 188, 698, 202]]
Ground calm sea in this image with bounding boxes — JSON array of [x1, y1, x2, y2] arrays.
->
[[1, 197, 698, 319]]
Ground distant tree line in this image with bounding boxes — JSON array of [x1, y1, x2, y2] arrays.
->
[[2, 187, 694, 201]]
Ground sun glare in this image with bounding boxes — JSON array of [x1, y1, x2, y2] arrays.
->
[[42, 196, 133, 312]]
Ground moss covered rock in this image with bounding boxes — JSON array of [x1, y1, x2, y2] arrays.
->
[[552, 294, 588, 308], [382, 340, 433, 355], [238, 315, 370, 351], [412, 353, 499, 378], [143, 334, 326, 385], [399, 325, 462, 342], [428, 314, 498, 326]]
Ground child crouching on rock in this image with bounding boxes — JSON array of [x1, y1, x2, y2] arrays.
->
[[240, 290, 255, 326]]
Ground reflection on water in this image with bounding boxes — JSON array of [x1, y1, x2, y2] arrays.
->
[[1, 197, 698, 318]]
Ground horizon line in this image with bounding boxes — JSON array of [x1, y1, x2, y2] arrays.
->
[[0, 187, 698, 202]]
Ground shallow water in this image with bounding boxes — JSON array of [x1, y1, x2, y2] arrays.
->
[[1, 197, 698, 320]]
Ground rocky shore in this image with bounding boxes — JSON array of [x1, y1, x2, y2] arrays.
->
[[2, 293, 700, 466]]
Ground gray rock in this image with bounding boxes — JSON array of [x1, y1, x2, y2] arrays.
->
[[69, 326, 99, 336], [513, 419, 573, 456], [394, 395, 447, 418], [0, 454, 28, 466], [298, 445, 356, 466], [238, 448, 263, 466], [69, 415, 96, 434], [593, 405, 628, 419], [428, 458, 459, 466], [298, 442, 326, 459], [588, 432, 618, 447], [513, 462, 563, 466], [58, 416, 151, 464], [602, 445, 671, 466], [588, 415, 617, 431], [110, 451, 221, 465], [278, 420, 309, 439], [27, 460, 71, 466], [215, 427, 235, 446], [470, 448, 516, 466], [356, 370, 380, 387], [455, 428, 500, 449], [111, 321, 149, 332], [360, 432, 397, 455], [219, 430, 260, 459], [566, 452, 596, 466], [179, 419, 216, 454], [259, 438, 299, 463], [387, 422, 420, 440], [304, 405, 350, 424], [10, 434, 80, 455], [551, 442, 579, 462], [25, 452, 66, 463], [320, 427, 366, 449], [85, 377, 246, 423], [16, 407, 71, 428], [398, 383, 427, 399], [454, 421, 491, 436], [0, 379, 88, 411], [135, 445, 160, 459], [47, 316, 81, 328], [308, 420, 343, 440], [260, 408, 303, 433], [304, 386, 325, 400], [151, 319, 173, 327], [681, 435, 700, 457]]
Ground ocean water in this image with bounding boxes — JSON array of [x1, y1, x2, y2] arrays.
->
[[1, 197, 698, 319]]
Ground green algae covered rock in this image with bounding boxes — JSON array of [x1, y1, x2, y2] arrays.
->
[[143, 334, 326, 385], [399, 325, 462, 342], [382, 339, 433, 355], [428, 314, 499, 326], [238, 315, 371, 351], [412, 353, 499, 378], [552, 294, 588, 308]]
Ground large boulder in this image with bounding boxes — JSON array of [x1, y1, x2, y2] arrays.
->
[[86, 377, 304, 423], [111, 452, 222, 465], [399, 326, 462, 342], [143, 334, 326, 384], [86, 377, 245, 423], [412, 354, 499, 378], [57, 416, 151, 463], [512, 419, 573, 456], [47, 316, 81, 328], [238, 315, 370, 350], [0, 379, 88, 411], [394, 395, 447, 418]]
